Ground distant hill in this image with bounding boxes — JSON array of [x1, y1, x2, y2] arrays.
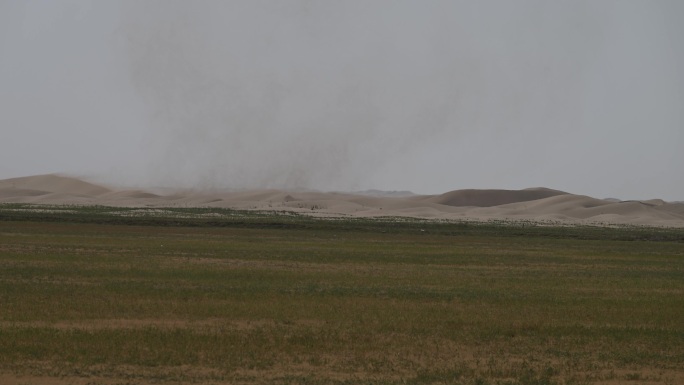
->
[[0, 174, 111, 196], [424, 187, 568, 207], [0, 174, 682, 227], [353, 189, 417, 198]]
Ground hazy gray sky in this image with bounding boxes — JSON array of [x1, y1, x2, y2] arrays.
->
[[1, 0, 682, 200]]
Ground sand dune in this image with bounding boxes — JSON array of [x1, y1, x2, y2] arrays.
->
[[1, 174, 683, 227], [0, 174, 111, 196], [0, 188, 49, 199], [656, 203, 684, 217], [425, 187, 567, 207]]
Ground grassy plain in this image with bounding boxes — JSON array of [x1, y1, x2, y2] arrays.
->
[[0, 205, 683, 384]]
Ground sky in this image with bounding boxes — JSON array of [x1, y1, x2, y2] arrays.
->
[[1, 0, 682, 200]]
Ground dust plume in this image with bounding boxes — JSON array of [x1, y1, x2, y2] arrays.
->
[[123, 1, 462, 191], [121, 1, 683, 197], [1, 1, 681, 199]]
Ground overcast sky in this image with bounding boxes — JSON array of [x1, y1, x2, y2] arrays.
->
[[1, 0, 682, 200]]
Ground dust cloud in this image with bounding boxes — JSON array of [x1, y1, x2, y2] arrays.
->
[[123, 1, 468, 191], [1, 1, 682, 199]]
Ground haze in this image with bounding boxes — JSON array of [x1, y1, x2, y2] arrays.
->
[[1, 0, 682, 200]]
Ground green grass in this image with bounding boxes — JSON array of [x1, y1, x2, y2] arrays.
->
[[0, 204, 683, 384]]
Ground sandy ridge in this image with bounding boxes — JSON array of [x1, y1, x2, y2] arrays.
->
[[1, 174, 683, 227]]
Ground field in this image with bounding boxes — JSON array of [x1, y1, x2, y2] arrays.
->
[[0, 205, 683, 384]]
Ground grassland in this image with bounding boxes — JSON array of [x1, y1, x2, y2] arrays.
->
[[0, 204, 683, 384]]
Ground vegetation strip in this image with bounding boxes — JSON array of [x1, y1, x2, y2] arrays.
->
[[1, 203, 683, 242]]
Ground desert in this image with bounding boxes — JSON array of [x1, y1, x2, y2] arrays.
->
[[1, 174, 683, 228]]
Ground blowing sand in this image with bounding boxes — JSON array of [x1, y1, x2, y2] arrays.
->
[[1, 174, 683, 227]]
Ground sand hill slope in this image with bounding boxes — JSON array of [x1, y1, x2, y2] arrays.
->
[[1, 174, 683, 227], [0, 174, 111, 202], [424, 187, 568, 207]]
